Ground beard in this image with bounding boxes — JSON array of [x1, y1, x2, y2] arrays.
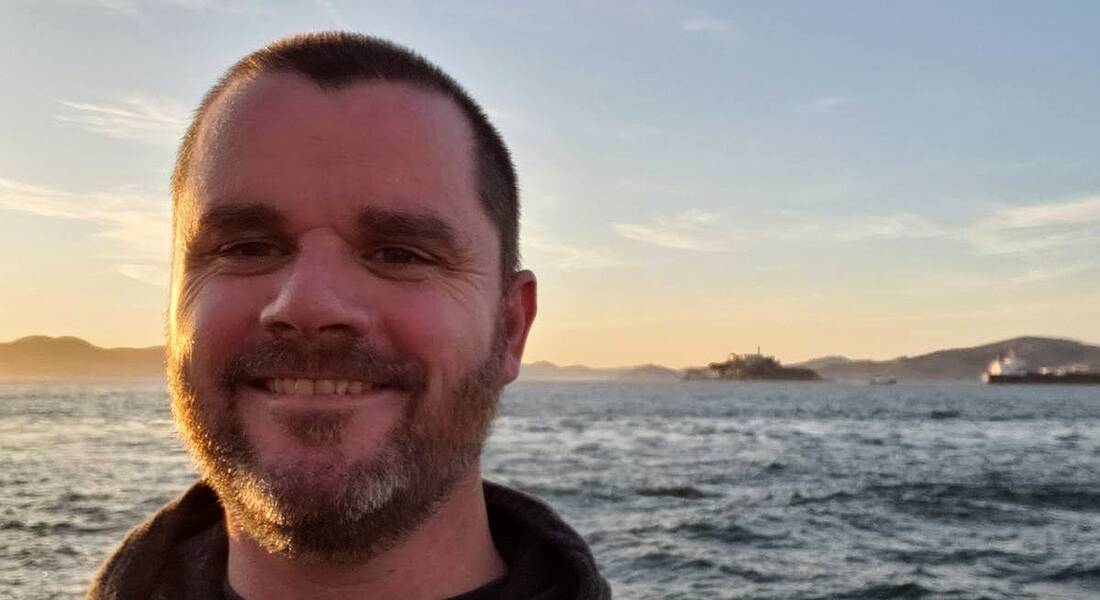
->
[[166, 322, 506, 563]]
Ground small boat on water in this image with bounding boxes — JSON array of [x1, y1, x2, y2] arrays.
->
[[982, 352, 1100, 384], [869, 376, 897, 385]]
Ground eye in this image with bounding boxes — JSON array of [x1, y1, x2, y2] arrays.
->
[[370, 247, 432, 265], [217, 240, 287, 258]]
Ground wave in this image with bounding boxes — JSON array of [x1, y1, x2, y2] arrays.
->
[[717, 564, 780, 583], [506, 482, 638, 505], [824, 582, 934, 599], [637, 520, 782, 545], [884, 547, 1033, 567], [635, 486, 718, 499], [789, 488, 859, 506], [1, 519, 117, 534], [1042, 562, 1100, 582], [789, 482, 1100, 517], [57, 491, 110, 503], [629, 550, 779, 582]]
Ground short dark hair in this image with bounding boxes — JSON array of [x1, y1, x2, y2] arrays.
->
[[173, 31, 520, 278]]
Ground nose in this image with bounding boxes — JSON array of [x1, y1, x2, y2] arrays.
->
[[259, 232, 369, 339]]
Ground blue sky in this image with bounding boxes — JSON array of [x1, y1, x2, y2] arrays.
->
[[2, 1, 1099, 366]]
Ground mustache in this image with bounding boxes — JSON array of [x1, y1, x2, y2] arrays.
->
[[220, 336, 428, 396]]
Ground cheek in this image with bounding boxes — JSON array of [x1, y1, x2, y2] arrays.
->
[[177, 279, 268, 380], [381, 287, 494, 374]]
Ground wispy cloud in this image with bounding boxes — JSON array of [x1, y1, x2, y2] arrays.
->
[[1009, 261, 1099, 285], [797, 95, 853, 114], [772, 196, 1100, 257], [115, 264, 170, 287], [825, 213, 949, 242], [610, 193, 1100, 286], [614, 207, 948, 252], [675, 208, 722, 226], [681, 17, 731, 33], [802, 197, 1100, 284], [523, 232, 632, 270], [0, 177, 169, 285], [983, 196, 1100, 229], [57, 95, 189, 146], [965, 195, 1100, 257], [613, 208, 730, 252]]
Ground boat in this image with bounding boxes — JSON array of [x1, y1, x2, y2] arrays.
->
[[869, 376, 897, 385], [982, 352, 1100, 384]]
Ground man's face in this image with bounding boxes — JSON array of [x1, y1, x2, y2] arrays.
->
[[166, 73, 533, 559]]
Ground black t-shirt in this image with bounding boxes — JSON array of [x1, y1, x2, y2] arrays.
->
[[224, 573, 509, 600]]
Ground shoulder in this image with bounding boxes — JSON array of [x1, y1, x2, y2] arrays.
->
[[483, 481, 611, 600], [87, 482, 227, 600]]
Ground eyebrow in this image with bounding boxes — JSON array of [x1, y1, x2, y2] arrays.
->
[[195, 203, 285, 234], [356, 207, 463, 251], [192, 203, 466, 252]]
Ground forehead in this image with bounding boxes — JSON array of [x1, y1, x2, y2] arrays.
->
[[187, 72, 479, 221]]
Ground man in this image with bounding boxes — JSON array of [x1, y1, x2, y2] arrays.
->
[[89, 32, 610, 600]]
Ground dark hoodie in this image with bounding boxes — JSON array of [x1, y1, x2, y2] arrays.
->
[[87, 481, 611, 600]]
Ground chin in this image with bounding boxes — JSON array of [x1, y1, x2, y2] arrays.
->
[[167, 321, 508, 561]]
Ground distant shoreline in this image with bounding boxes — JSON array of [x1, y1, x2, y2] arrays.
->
[[3, 335, 1099, 384]]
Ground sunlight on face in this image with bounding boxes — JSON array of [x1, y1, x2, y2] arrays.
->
[[166, 74, 510, 560]]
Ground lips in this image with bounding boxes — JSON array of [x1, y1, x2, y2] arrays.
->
[[224, 337, 430, 399], [258, 378, 382, 396]]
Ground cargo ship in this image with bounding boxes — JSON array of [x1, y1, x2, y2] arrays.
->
[[982, 352, 1100, 384]]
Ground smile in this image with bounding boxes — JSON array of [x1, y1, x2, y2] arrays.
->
[[259, 378, 381, 396]]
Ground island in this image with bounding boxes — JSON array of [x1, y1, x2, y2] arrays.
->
[[683, 351, 822, 381]]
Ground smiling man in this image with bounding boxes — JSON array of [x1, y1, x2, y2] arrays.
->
[[88, 32, 609, 600]]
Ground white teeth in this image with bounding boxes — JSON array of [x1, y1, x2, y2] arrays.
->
[[264, 379, 371, 396]]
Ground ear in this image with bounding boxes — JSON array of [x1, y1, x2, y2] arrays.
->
[[499, 269, 537, 385]]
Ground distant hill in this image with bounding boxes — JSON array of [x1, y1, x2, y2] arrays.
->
[[5, 334, 1097, 383], [615, 364, 682, 381], [517, 361, 681, 381], [518, 361, 612, 380], [0, 336, 164, 380], [793, 355, 852, 371], [1, 337, 665, 382], [793, 336, 1100, 382]]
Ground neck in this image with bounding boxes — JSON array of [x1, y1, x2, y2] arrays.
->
[[225, 468, 506, 600]]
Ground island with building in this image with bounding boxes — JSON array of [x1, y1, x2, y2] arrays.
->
[[683, 350, 822, 381]]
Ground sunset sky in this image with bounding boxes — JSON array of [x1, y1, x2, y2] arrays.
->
[[2, 1, 1099, 367]]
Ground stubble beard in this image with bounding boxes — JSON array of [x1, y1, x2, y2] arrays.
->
[[167, 324, 506, 563]]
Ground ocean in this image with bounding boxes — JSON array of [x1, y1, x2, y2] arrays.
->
[[2, 380, 1100, 599]]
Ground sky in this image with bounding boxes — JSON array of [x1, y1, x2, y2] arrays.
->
[[2, 1, 1099, 368]]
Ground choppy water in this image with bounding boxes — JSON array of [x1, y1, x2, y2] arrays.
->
[[3, 381, 1100, 599]]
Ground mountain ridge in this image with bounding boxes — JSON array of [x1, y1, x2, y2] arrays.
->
[[1, 335, 1097, 382], [790, 335, 1100, 382], [0, 336, 164, 379]]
